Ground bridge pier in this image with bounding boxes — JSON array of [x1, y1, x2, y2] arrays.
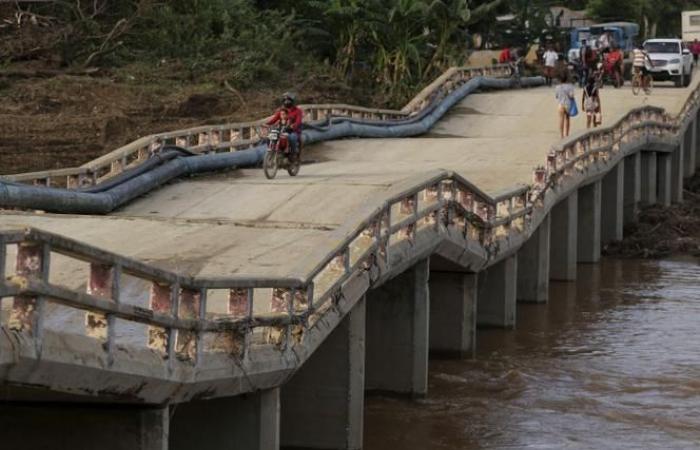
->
[[601, 162, 624, 243], [0, 403, 168, 450], [280, 298, 365, 450], [429, 271, 477, 357], [640, 152, 657, 206], [549, 191, 578, 281], [623, 152, 642, 226], [517, 214, 551, 303], [657, 152, 673, 207], [671, 141, 684, 203], [696, 112, 700, 172], [577, 181, 602, 264], [477, 255, 517, 328], [365, 259, 429, 397], [684, 119, 696, 178], [170, 389, 279, 450]]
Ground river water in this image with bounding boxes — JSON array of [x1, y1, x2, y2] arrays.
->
[[365, 258, 700, 449]]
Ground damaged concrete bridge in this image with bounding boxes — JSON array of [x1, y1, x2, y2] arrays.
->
[[1, 65, 700, 449]]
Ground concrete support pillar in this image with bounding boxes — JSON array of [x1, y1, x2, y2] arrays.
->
[[577, 181, 601, 263], [477, 255, 517, 328], [657, 152, 673, 207], [429, 271, 477, 357], [696, 111, 700, 171], [549, 191, 578, 281], [0, 404, 169, 450], [171, 390, 279, 450], [517, 214, 551, 303], [640, 152, 657, 206], [365, 259, 429, 397], [685, 119, 696, 178], [671, 142, 684, 203], [601, 162, 624, 243], [281, 298, 365, 450], [623, 152, 642, 226]]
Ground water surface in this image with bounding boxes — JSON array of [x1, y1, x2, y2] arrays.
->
[[365, 258, 700, 449]]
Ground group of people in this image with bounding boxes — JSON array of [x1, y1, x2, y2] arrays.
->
[[542, 41, 603, 139], [548, 37, 659, 139], [554, 72, 602, 139]]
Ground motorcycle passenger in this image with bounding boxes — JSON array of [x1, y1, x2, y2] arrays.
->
[[266, 92, 303, 156]]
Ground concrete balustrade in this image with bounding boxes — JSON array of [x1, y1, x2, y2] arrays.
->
[[2, 67, 700, 450]]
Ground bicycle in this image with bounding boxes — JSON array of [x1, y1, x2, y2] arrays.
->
[[631, 69, 653, 95]]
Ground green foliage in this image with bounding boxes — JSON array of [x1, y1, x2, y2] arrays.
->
[[6, 0, 502, 104], [289, 0, 502, 103], [587, 0, 700, 38]]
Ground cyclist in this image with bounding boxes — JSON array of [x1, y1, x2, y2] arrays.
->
[[632, 44, 653, 90]]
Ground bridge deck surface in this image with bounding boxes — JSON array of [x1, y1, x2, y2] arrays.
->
[[1, 81, 696, 289]]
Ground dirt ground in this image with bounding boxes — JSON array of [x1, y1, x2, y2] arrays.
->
[[0, 61, 369, 175], [604, 174, 700, 258]]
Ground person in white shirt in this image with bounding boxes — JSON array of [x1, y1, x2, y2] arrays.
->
[[542, 45, 559, 86]]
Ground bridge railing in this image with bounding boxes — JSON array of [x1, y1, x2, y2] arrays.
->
[[1, 86, 698, 370], [1, 65, 511, 189], [2, 71, 700, 376]]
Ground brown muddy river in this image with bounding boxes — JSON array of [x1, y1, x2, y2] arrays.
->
[[365, 258, 700, 449]]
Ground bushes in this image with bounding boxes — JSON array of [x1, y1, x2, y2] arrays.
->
[[2, 0, 502, 105]]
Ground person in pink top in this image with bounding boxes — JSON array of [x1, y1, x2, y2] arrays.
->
[[691, 39, 700, 65]]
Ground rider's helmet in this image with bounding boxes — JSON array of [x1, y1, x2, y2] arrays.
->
[[282, 92, 296, 108]]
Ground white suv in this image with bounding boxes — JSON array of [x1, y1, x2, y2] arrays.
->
[[644, 38, 694, 87]]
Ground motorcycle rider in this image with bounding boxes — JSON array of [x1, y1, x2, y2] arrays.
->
[[265, 92, 303, 156], [605, 44, 624, 83]]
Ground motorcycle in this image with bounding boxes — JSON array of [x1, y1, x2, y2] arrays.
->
[[263, 126, 301, 180], [599, 53, 623, 88]]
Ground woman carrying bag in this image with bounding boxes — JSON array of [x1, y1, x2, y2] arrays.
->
[[582, 77, 601, 129], [555, 72, 576, 138]]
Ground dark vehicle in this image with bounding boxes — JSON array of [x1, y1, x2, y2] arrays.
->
[[263, 126, 300, 179]]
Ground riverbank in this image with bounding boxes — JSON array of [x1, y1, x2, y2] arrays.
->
[[0, 60, 381, 175], [604, 173, 700, 258]]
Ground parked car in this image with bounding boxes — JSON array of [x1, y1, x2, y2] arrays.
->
[[644, 38, 694, 87]]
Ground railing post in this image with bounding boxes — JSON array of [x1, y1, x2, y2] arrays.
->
[[148, 282, 173, 357], [10, 242, 50, 341], [176, 287, 201, 362], [86, 263, 114, 339]]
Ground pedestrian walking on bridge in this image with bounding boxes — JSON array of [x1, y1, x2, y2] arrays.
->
[[555, 72, 576, 138], [582, 76, 601, 129]]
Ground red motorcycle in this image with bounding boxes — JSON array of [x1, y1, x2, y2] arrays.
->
[[601, 51, 623, 88], [263, 126, 300, 179]]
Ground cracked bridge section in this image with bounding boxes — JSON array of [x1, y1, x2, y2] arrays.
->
[[1, 70, 699, 404]]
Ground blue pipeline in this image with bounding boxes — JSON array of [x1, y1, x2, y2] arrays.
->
[[0, 76, 544, 214]]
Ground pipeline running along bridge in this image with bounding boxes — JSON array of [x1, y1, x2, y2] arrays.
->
[[1, 65, 700, 449]]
